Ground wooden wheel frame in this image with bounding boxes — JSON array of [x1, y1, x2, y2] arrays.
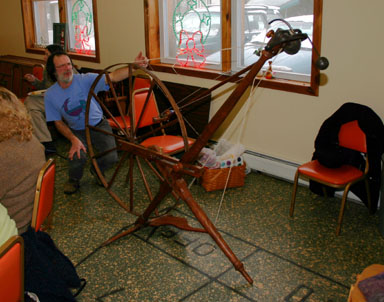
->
[[85, 63, 191, 216]]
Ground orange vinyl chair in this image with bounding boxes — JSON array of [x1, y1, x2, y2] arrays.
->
[[0, 235, 24, 302], [132, 73, 151, 90], [26, 64, 44, 93], [32, 64, 44, 83], [106, 89, 132, 131], [290, 120, 371, 236], [108, 73, 152, 131], [20, 64, 45, 103], [31, 158, 56, 232], [133, 89, 195, 154]]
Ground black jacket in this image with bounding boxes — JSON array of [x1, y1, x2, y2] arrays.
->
[[310, 102, 384, 212], [22, 227, 84, 301]]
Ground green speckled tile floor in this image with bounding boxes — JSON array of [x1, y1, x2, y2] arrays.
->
[[47, 138, 384, 302]]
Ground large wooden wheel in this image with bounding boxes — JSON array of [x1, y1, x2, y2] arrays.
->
[[85, 63, 191, 216]]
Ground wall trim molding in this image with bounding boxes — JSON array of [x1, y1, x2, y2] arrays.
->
[[244, 150, 299, 183]]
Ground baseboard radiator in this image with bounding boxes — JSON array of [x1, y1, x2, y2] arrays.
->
[[243, 150, 362, 203]]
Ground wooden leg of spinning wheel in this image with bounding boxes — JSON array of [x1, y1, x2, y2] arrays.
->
[[136, 180, 173, 225], [102, 224, 141, 246], [103, 181, 172, 246], [174, 178, 253, 285], [149, 215, 207, 233]]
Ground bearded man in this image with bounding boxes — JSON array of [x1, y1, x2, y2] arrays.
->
[[45, 51, 148, 194]]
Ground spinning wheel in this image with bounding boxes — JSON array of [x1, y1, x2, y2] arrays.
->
[[84, 25, 323, 285], [85, 63, 254, 284]]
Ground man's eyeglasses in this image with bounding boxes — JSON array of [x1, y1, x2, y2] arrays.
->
[[55, 62, 72, 70]]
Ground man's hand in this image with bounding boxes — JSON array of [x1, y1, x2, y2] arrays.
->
[[109, 51, 149, 83], [68, 136, 87, 160], [54, 120, 87, 160], [134, 51, 149, 68], [24, 74, 36, 83]]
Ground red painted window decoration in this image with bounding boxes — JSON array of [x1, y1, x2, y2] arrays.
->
[[72, 0, 93, 54], [173, 0, 212, 68], [176, 30, 206, 68]]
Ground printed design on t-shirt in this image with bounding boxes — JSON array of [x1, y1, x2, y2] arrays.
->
[[63, 98, 87, 117]]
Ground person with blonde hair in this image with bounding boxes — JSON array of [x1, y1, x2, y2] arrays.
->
[[0, 87, 45, 234]]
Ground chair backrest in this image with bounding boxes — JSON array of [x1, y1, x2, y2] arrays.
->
[[338, 120, 367, 153], [31, 158, 56, 232], [133, 88, 160, 128], [104, 81, 128, 101], [134, 76, 151, 91], [133, 71, 152, 91], [0, 236, 24, 302], [32, 64, 44, 81]]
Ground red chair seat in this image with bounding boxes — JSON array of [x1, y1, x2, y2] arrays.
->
[[108, 116, 131, 130], [141, 136, 194, 154], [298, 160, 364, 186]]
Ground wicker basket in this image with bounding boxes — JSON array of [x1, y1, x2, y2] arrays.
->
[[201, 163, 246, 192]]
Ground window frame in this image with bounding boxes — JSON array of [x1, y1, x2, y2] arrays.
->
[[144, 0, 323, 96], [21, 0, 100, 63]]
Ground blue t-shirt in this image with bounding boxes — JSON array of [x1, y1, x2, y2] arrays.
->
[[45, 73, 109, 130]]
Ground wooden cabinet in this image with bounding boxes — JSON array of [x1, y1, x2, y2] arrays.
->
[[0, 55, 45, 98]]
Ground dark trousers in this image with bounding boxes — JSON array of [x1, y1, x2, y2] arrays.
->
[[69, 119, 118, 181]]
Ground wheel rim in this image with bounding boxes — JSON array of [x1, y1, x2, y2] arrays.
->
[[85, 63, 191, 215]]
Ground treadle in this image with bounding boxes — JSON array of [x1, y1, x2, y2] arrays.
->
[[149, 215, 206, 233]]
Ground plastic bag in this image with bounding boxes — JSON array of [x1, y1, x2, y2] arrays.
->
[[198, 148, 220, 168], [198, 139, 245, 169]]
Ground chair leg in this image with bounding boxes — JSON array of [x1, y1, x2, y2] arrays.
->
[[364, 178, 373, 214], [322, 186, 328, 198], [336, 186, 351, 236], [41, 212, 53, 232], [290, 170, 300, 217]]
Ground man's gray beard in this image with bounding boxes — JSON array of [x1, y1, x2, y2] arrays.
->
[[58, 73, 73, 84]]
